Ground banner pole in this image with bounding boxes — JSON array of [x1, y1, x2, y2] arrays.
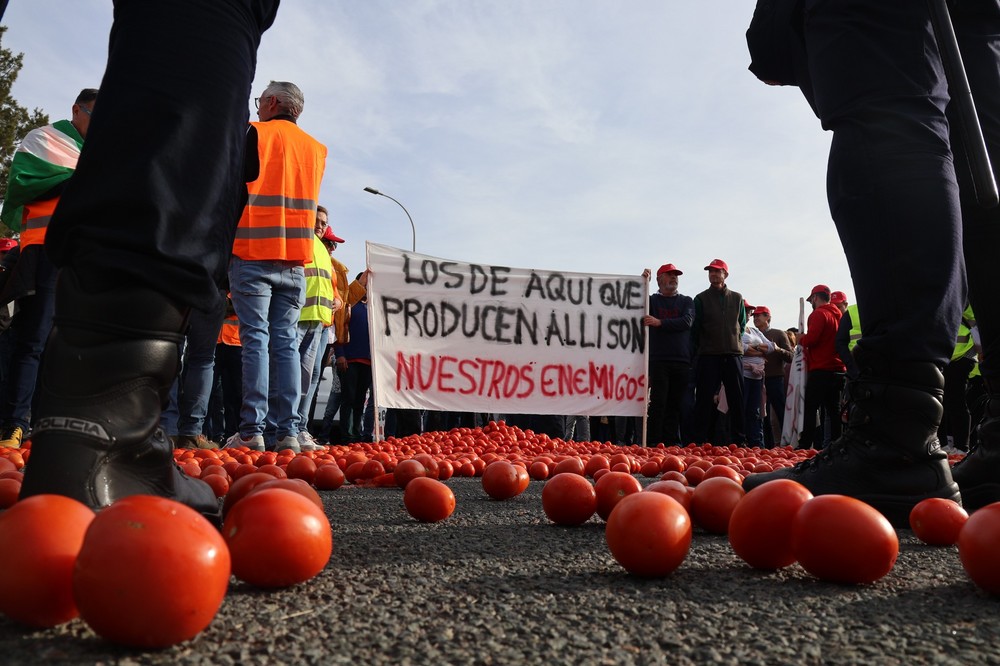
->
[[641, 269, 651, 447], [365, 242, 384, 442]]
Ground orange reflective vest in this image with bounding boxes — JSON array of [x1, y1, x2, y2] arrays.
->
[[20, 197, 59, 248], [218, 316, 241, 346], [233, 119, 327, 263]]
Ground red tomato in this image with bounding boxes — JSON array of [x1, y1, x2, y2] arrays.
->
[[643, 480, 692, 512], [605, 492, 692, 577], [541, 472, 597, 526], [909, 498, 968, 546], [660, 470, 688, 485], [584, 455, 611, 478], [728, 479, 813, 570], [202, 473, 230, 498], [314, 463, 346, 490], [222, 472, 277, 518], [74, 496, 230, 647], [481, 461, 525, 500], [792, 495, 898, 584], [639, 461, 661, 478], [224, 488, 331, 588], [0, 495, 95, 627], [232, 462, 259, 480], [180, 460, 201, 478], [552, 456, 585, 476], [403, 478, 456, 522], [393, 458, 428, 489], [361, 459, 386, 479], [595, 471, 643, 521], [0, 477, 21, 509], [414, 453, 440, 479], [660, 455, 685, 473], [703, 464, 743, 484], [688, 476, 745, 534], [683, 466, 707, 486], [958, 502, 1000, 594], [529, 461, 550, 481], [592, 468, 611, 483], [345, 461, 367, 483], [285, 455, 318, 485], [256, 463, 287, 479], [437, 460, 455, 481], [247, 478, 324, 512]]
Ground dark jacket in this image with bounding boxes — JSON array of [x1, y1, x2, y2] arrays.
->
[[692, 286, 745, 356], [648, 292, 695, 363]]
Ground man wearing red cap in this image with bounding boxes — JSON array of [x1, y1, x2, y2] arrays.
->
[[642, 263, 694, 445], [691, 259, 747, 444], [797, 285, 847, 449]]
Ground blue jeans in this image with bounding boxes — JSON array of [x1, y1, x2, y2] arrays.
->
[[228, 256, 304, 438], [296, 321, 326, 432], [0, 247, 57, 430], [177, 300, 225, 436]]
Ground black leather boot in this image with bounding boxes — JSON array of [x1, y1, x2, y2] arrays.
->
[[19, 268, 221, 525], [743, 351, 960, 527], [952, 377, 1000, 512]]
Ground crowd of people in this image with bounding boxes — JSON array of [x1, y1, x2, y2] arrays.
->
[[0, 83, 369, 456], [642, 263, 984, 456]]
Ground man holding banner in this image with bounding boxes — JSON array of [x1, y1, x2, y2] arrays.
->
[[642, 263, 694, 446]]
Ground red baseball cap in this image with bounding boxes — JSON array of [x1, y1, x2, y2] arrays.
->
[[657, 263, 683, 276], [0, 238, 17, 252], [830, 291, 848, 305], [743, 300, 755, 313], [322, 226, 346, 243], [704, 258, 729, 272], [808, 284, 831, 298], [753, 305, 771, 316]]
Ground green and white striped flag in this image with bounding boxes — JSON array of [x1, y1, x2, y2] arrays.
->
[[1, 119, 83, 232]]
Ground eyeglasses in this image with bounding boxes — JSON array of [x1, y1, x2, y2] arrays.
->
[[79, 105, 93, 117], [254, 95, 273, 109]]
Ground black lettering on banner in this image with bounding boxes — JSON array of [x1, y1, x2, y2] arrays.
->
[[470, 264, 488, 294], [440, 262, 464, 289], [489, 266, 510, 296]]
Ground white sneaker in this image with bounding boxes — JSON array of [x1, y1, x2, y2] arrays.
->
[[275, 435, 302, 454], [297, 430, 323, 452], [224, 433, 265, 452]]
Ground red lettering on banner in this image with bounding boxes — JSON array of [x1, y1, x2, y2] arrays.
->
[[392, 353, 643, 402]]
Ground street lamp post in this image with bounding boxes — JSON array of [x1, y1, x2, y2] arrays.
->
[[363, 187, 416, 252]]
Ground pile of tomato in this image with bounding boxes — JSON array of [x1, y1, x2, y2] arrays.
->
[[0, 419, 999, 649]]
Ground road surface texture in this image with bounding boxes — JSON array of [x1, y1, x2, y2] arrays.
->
[[1, 477, 998, 665]]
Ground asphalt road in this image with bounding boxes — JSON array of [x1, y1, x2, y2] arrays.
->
[[1, 477, 998, 665]]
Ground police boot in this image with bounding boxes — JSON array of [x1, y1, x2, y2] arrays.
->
[[952, 376, 1000, 512], [743, 351, 960, 527], [19, 268, 221, 525]]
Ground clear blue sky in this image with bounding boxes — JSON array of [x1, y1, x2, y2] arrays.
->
[[3, 1, 853, 329]]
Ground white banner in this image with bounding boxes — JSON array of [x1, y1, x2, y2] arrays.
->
[[780, 297, 807, 446], [366, 242, 647, 417]]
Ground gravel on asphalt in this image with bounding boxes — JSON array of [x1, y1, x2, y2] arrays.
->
[[1, 477, 999, 665]]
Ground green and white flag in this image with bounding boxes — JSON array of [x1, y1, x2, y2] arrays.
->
[[1, 119, 83, 232]]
